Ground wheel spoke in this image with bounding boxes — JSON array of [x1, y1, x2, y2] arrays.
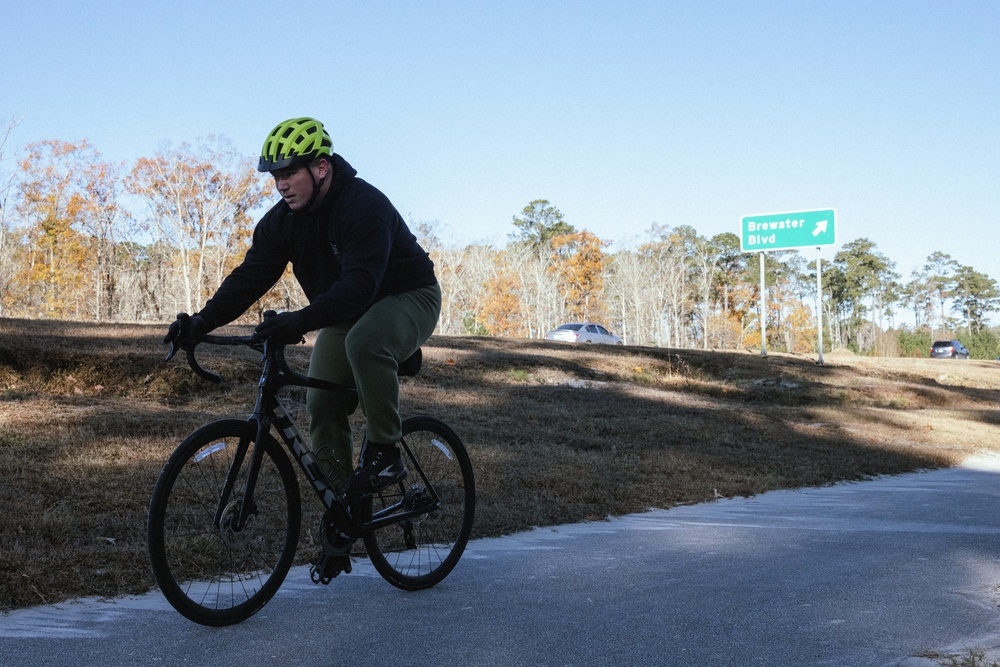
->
[[148, 421, 300, 626], [363, 416, 475, 589]]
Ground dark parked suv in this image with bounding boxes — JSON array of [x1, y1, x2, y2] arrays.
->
[[930, 340, 970, 359]]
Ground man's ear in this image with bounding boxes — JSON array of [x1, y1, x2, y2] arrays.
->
[[314, 157, 331, 179]]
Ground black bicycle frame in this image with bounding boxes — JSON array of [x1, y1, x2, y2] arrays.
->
[[209, 339, 440, 538]]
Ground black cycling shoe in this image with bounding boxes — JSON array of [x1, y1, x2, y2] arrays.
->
[[346, 445, 407, 496]]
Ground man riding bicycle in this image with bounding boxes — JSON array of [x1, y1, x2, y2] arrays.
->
[[165, 116, 440, 496]]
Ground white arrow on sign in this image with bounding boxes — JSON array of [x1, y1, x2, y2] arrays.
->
[[812, 219, 829, 237]]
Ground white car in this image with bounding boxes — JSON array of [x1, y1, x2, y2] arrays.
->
[[544, 322, 623, 345]]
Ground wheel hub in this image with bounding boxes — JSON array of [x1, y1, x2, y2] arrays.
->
[[218, 500, 255, 549], [402, 484, 436, 524]]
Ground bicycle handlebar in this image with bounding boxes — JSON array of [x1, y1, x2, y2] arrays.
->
[[163, 332, 257, 384], [163, 311, 354, 395], [164, 331, 313, 388]]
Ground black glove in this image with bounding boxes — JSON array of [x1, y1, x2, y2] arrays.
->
[[163, 313, 210, 345], [253, 311, 307, 346]]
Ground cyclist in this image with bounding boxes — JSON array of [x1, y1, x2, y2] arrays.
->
[[165, 117, 440, 496]]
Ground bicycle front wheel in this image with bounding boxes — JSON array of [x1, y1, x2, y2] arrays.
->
[[363, 416, 475, 590], [147, 419, 300, 626]]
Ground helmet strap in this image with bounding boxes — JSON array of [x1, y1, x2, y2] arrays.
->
[[303, 158, 330, 211]]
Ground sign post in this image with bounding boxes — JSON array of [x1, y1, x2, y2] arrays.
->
[[816, 254, 824, 365], [759, 252, 767, 356], [740, 209, 836, 363]]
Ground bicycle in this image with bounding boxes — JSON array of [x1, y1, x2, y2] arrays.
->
[[147, 316, 476, 626]]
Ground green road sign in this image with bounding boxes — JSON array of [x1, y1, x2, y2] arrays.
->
[[740, 209, 836, 252]]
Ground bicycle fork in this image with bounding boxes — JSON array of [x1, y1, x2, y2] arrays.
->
[[212, 417, 272, 532]]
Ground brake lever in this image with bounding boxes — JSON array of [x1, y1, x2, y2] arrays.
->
[[164, 338, 180, 362], [164, 312, 190, 362]]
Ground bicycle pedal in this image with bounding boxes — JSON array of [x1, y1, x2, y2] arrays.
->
[[310, 551, 352, 585]]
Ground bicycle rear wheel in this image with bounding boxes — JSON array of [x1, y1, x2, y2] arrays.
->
[[362, 416, 475, 590], [147, 419, 300, 626]]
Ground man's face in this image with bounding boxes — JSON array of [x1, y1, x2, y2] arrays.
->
[[271, 162, 320, 211]]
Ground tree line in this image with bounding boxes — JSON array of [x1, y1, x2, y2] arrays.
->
[[1, 127, 998, 358]]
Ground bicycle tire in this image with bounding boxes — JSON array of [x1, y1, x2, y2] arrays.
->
[[362, 416, 475, 590], [147, 419, 301, 626]]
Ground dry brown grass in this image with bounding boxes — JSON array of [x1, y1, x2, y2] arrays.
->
[[2, 317, 999, 611]]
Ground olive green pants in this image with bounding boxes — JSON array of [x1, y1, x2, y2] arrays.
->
[[306, 283, 441, 488]]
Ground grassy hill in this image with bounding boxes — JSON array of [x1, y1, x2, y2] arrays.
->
[[2, 317, 999, 610]]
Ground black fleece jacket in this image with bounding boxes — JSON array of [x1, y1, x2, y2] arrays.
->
[[198, 154, 436, 331]]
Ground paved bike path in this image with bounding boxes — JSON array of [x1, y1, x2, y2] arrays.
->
[[4, 455, 1000, 666]]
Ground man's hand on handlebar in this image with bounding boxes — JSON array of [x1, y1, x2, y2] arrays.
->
[[164, 313, 210, 346], [253, 310, 306, 346]]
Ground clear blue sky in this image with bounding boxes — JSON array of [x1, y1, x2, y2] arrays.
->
[[4, 1, 999, 297]]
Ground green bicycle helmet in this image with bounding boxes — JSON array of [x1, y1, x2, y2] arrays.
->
[[258, 117, 333, 173]]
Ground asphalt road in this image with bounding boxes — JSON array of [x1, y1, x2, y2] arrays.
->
[[4, 456, 1000, 667]]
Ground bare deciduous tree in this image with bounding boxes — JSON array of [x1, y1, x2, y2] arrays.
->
[[128, 136, 267, 314], [0, 115, 23, 317]]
